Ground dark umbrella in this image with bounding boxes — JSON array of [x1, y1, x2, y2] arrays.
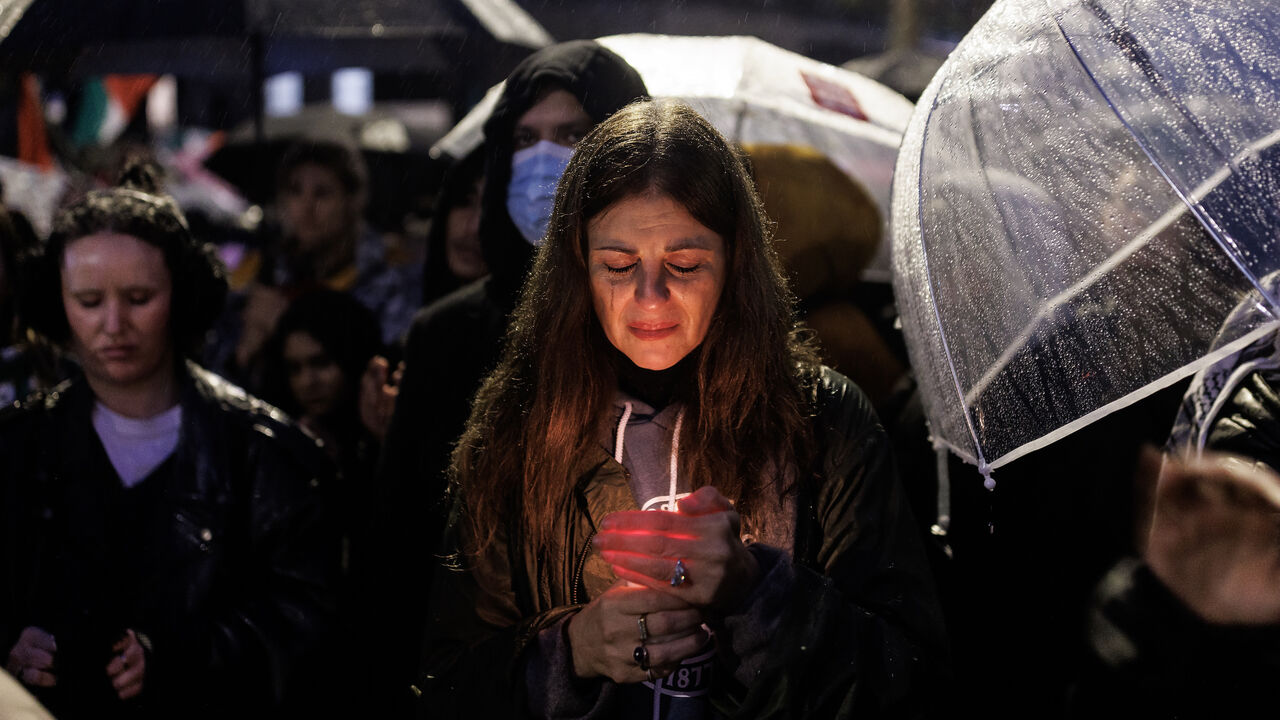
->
[[0, 0, 552, 138]]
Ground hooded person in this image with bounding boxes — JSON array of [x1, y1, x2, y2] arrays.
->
[[419, 144, 488, 307], [363, 40, 650, 716]]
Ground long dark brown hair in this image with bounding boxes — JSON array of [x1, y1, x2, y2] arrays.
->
[[455, 99, 821, 561]]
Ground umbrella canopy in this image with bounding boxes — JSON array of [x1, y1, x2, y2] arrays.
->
[[431, 33, 916, 282], [891, 0, 1280, 477], [0, 0, 551, 80], [0, 0, 552, 144]]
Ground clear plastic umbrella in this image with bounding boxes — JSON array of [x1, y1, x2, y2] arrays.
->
[[432, 33, 916, 282], [891, 0, 1280, 482]]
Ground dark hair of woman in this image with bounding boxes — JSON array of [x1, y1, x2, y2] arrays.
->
[[454, 99, 821, 560], [17, 160, 228, 357]]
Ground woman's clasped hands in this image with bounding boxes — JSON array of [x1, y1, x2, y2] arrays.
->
[[566, 487, 761, 685], [595, 486, 762, 611]]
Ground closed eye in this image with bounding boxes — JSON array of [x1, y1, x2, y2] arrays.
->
[[605, 262, 637, 275], [667, 263, 701, 275], [72, 293, 102, 308]]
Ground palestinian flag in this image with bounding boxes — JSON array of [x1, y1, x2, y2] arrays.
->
[[70, 74, 158, 148]]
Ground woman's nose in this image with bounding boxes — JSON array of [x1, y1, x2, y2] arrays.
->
[[634, 262, 670, 307], [103, 298, 125, 334]]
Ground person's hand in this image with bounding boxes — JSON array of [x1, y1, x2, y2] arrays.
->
[[566, 579, 706, 683], [235, 284, 289, 369], [5, 626, 57, 688], [104, 629, 146, 701], [593, 486, 761, 613], [359, 355, 402, 441], [1141, 449, 1280, 624]]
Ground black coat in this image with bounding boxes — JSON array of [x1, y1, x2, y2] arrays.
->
[[0, 362, 341, 719]]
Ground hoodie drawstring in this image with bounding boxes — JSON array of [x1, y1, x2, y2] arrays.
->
[[614, 403, 687, 512], [614, 402, 634, 464], [668, 409, 685, 509], [613, 401, 689, 716]]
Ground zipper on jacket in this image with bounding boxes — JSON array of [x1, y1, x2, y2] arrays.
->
[[570, 528, 596, 606], [569, 457, 631, 605]]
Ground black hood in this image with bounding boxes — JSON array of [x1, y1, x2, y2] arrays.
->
[[478, 39, 649, 305], [421, 142, 486, 306]]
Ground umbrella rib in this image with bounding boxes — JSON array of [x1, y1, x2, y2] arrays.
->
[[914, 84, 993, 478], [965, 11, 1280, 410], [1070, 0, 1236, 174], [1049, 4, 1280, 314]]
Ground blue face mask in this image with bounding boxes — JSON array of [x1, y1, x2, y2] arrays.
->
[[506, 139, 576, 246]]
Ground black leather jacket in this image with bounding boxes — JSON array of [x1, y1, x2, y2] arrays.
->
[[0, 362, 342, 719], [421, 367, 949, 719]]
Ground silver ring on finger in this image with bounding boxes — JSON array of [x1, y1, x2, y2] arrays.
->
[[637, 614, 649, 642]]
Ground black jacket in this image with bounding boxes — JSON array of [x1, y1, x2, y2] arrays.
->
[[0, 362, 341, 719], [369, 41, 649, 713], [420, 368, 949, 719]]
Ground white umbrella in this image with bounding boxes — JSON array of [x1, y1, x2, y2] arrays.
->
[[431, 33, 916, 283], [0, 156, 67, 239]]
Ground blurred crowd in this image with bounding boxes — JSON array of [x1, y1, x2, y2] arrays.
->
[[0, 37, 1276, 720]]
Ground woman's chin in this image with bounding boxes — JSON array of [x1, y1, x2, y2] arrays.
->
[[623, 350, 683, 372], [86, 363, 162, 390]]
